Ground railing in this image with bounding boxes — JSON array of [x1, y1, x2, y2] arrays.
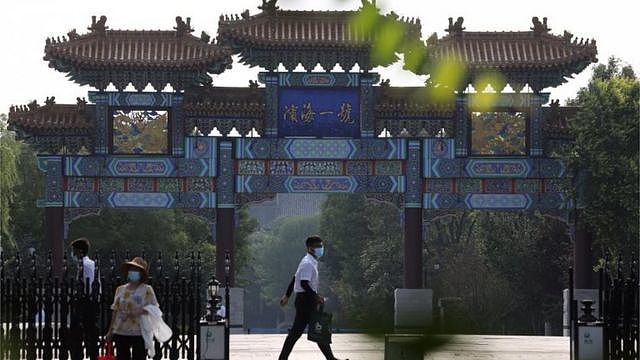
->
[[569, 255, 639, 360], [0, 251, 204, 360], [601, 256, 639, 359]]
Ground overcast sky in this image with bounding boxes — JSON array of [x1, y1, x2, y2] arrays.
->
[[1, 0, 638, 113]]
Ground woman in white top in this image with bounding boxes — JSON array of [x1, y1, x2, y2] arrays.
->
[[105, 257, 159, 360]]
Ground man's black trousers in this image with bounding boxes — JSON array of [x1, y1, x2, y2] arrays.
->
[[278, 292, 335, 360], [69, 299, 98, 360]]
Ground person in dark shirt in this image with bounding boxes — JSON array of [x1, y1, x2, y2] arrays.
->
[[69, 237, 98, 360]]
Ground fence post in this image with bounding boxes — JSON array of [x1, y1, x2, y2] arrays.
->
[[569, 266, 575, 360], [43, 273, 53, 360], [633, 257, 639, 360], [152, 251, 163, 360], [195, 252, 202, 360], [163, 273, 171, 360], [188, 252, 196, 360], [170, 252, 180, 360], [623, 259, 634, 360], [59, 257, 69, 360], [10, 277, 22, 360]]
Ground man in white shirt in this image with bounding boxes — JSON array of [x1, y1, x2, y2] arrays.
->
[[69, 237, 98, 360], [277, 235, 347, 360]]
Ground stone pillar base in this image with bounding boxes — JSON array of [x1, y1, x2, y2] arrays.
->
[[394, 288, 433, 331], [384, 334, 424, 360], [563, 288, 599, 336]]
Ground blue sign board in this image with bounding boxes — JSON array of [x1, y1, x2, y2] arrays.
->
[[278, 88, 360, 138]]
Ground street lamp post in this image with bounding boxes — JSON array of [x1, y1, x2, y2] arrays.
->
[[205, 276, 221, 323], [224, 251, 230, 360], [199, 275, 225, 360]]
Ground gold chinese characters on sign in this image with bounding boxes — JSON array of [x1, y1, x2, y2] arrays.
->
[[338, 102, 353, 124], [302, 103, 315, 123], [283, 102, 354, 124]]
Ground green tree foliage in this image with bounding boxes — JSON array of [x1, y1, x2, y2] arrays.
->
[[0, 114, 18, 253], [68, 209, 215, 277], [235, 206, 259, 284], [9, 137, 44, 253], [428, 213, 512, 334], [427, 211, 571, 334], [563, 57, 639, 253], [1, 114, 44, 256], [319, 194, 372, 326], [319, 194, 403, 328], [357, 200, 403, 327], [476, 212, 571, 334]]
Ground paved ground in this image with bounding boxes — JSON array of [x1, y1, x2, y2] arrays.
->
[[230, 334, 569, 359]]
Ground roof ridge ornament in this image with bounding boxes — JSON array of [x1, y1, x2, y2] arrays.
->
[[258, 0, 279, 14], [445, 17, 465, 36], [27, 100, 39, 111], [426, 32, 438, 46], [563, 30, 573, 43], [174, 16, 194, 36], [531, 17, 551, 35], [200, 31, 211, 43], [88, 15, 108, 35], [67, 29, 79, 40], [76, 97, 88, 113]]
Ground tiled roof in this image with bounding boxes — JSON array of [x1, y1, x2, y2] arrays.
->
[[431, 32, 597, 71], [375, 87, 455, 118], [44, 30, 231, 70], [43, 16, 233, 90], [426, 17, 598, 90], [217, 4, 422, 71], [8, 98, 94, 134], [183, 86, 265, 118], [218, 10, 421, 48], [182, 86, 265, 136]]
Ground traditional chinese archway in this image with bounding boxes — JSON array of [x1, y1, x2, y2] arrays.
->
[[8, 0, 599, 324]]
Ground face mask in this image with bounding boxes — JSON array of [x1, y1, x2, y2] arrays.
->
[[69, 252, 78, 262], [127, 270, 141, 283], [314, 246, 324, 258]]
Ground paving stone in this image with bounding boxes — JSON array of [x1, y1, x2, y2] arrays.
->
[[228, 334, 569, 360]]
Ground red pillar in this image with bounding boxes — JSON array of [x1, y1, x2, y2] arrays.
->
[[573, 211, 595, 289], [403, 207, 423, 289], [216, 208, 235, 286], [46, 207, 65, 278]]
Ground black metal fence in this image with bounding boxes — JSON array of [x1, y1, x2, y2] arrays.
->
[[0, 251, 205, 360], [570, 255, 639, 360], [601, 256, 639, 359]]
